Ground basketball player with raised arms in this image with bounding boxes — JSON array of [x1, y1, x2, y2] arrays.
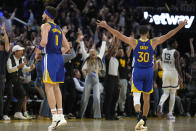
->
[[35, 6, 70, 130], [97, 19, 187, 130]]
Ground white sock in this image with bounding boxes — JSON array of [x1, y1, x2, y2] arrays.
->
[[51, 108, 57, 118], [168, 89, 176, 115], [57, 108, 63, 115]]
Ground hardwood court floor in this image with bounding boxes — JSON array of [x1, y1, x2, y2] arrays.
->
[[0, 117, 196, 131]]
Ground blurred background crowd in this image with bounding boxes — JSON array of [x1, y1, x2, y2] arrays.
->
[[0, 0, 195, 120]]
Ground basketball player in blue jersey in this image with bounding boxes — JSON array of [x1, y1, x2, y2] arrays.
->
[[97, 20, 187, 130], [35, 6, 70, 130]]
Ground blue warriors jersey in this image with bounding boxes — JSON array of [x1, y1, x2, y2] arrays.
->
[[132, 39, 154, 68], [41, 22, 65, 84], [45, 22, 63, 54]]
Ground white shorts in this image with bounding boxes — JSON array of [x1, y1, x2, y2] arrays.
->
[[162, 70, 179, 89]]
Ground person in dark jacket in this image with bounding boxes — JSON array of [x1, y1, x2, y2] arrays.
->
[[0, 23, 10, 120]]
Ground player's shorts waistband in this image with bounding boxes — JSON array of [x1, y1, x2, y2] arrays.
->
[[42, 53, 62, 55], [133, 66, 153, 69]]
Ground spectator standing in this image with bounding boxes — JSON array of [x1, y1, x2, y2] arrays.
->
[[0, 23, 10, 120], [116, 48, 129, 116], [81, 47, 104, 119], [104, 38, 121, 120]]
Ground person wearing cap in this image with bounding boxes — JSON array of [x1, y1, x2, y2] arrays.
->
[[35, 6, 70, 130], [0, 23, 10, 120], [5, 44, 35, 120]]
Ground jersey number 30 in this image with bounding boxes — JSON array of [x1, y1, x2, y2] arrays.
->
[[137, 52, 149, 62]]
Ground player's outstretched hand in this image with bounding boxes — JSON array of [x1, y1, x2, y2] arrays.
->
[[96, 20, 107, 28], [178, 19, 187, 28]]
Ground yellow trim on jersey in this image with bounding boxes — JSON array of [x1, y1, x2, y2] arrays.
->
[[47, 22, 62, 34], [131, 81, 153, 94], [56, 82, 64, 83], [48, 21, 56, 25], [136, 39, 138, 45], [150, 39, 153, 46], [139, 38, 149, 42], [43, 69, 56, 84], [45, 23, 51, 28]]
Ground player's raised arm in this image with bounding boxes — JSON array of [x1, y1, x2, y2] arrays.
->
[[97, 20, 137, 49], [151, 20, 187, 49], [40, 23, 50, 47]]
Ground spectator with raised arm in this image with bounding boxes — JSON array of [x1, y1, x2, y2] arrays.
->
[[60, 42, 77, 118], [182, 38, 196, 117], [0, 23, 10, 120], [189, 38, 196, 90], [80, 34, 107, 119], [77, 29, 107, 61], [104, 37, 121, 120], [0, 8, 17, 35]]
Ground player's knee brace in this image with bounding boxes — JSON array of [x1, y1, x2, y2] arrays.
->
[[133, 92, 141, 106]]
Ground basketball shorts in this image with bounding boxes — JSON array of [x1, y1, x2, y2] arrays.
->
[[42, 53, 65, 84], [162, 70, 179, 89], [131, 67, 153, 94]]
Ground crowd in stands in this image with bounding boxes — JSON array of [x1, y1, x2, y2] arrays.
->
[[0, 0, 195, 120]]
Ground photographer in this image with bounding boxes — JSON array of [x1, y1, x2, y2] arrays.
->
[[0, 23, 10, 120]]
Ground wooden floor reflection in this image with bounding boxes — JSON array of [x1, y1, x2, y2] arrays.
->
[[0, 117, 196, 131]]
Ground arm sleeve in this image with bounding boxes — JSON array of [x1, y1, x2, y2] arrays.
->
[[80, 41, 89, 60], [98, 41, 106, 59], [27, 12, 34, 25], [99, 41, 106, 59], [63, 48, 76, 63], [73, 78, 84, 92]]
